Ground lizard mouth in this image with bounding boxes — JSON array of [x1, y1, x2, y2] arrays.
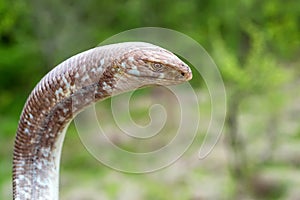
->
[[126, 69, 192, 82]]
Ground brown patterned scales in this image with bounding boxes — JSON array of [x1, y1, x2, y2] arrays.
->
[[13, 42, 192, 200]]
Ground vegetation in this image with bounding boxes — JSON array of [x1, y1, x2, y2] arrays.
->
[[1, 0, 299, 199]]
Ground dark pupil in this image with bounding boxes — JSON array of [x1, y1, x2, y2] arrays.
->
[[154, 63, 163, 71]]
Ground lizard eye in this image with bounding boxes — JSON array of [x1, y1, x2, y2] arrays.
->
[[151, 63, 164, 72]]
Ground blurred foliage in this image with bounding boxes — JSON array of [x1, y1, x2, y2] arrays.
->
[[0, 0, 299, 199], [0, 0, 299, 116]]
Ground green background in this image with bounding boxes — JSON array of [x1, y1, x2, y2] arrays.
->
[[1, 0, 299, 199]]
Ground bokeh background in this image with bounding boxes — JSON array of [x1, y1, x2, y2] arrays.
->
[[1, 0, 299, 199]]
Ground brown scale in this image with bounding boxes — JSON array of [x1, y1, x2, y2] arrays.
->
[[12, 42, 192, 200]]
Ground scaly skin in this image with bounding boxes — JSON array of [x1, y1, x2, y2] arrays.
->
[[13, 42, 192, 200]]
